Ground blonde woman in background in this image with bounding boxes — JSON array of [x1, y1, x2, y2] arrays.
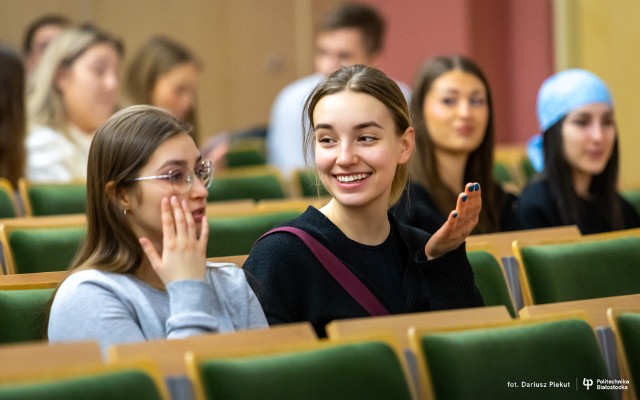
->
[[27, 25, 123, 182]]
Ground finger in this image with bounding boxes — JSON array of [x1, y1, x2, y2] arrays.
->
[[171, 196, 188, 240], [181, 199, 197, 241], [139, 237, 163, 270], [197, 215, 210, 254], [160, 197, 176, 249]]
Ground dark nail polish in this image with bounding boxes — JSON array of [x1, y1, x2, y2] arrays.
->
[[462, 195, 468, 202], [469, 185, 475, 192], [453, 211, 458, 218], [474, 183, 480, 191]]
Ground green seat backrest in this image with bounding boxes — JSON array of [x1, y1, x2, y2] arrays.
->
[[207, 211, 300, 257], [28, 185, 87, 216], [493, 162, 513, 184], [617, 311, 640, 392], [197, 341, 412, 400], [9, 227, 85, 274], [0, 288, 54, 344], [0, 369, 163, 400], [621, 189, 640, 215], [295, 169, 329, 197], [520, 237, 640, 304], [0, 187, 16, 218], [419, 319, 612, 399], [467, 251, 517, 317], [208, 175, 285, 202], [225, 138, 267, 168]]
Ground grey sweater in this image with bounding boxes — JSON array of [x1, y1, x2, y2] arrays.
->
[[48, 262, 268, 354]]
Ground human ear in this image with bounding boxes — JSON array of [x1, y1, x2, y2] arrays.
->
[[398, 126, 415, 165], [55, 66, 70, 94], [106, 181, 134, 213]]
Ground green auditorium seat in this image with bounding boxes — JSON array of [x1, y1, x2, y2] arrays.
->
[[187, 340, 413, 400], [411, 317, 612, 399]]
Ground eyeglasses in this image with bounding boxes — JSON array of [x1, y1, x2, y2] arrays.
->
[[132, 159, 213, 194]]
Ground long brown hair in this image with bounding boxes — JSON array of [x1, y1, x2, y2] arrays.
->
[[0, 45, 26, 187], [303, 64, 413, 206], [125, 36, 201, 144], [411, 55, 499, 233], [71, 105, 192, 274]]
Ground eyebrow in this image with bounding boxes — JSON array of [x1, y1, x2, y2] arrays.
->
[[157, 155, 202, 170], [314, 121, 383, 130]]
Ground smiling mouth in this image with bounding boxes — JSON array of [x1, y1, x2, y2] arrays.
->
[[336, 173, 371, 183]]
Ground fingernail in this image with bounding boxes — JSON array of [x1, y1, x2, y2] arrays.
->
[[453, 211, 458, 218], [474, 183, 480, 191], [469, 185, 475, 192], [462, 195, 467, 202]]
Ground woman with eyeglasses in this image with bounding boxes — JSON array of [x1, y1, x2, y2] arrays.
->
[[47, 105, 267, 353]]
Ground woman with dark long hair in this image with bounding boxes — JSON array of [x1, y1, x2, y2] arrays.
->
[[393, 55, 521, 234], [519, 69, 640, 233]]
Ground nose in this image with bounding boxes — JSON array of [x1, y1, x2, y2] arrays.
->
[[590, 122, 607, 142], [105, 71, 119, 92], [457, 100, 471, 118], [190, 176, 209, 201], [336, 142, 357, 166]]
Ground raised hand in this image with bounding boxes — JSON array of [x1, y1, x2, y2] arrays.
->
[[139, 196, 209, 284], [424, 182, 482, 259]]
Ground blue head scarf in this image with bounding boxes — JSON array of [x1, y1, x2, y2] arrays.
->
[[527, 69, 613, 173]]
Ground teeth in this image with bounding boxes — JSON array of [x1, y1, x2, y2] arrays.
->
[[337, 174, 369, 183]]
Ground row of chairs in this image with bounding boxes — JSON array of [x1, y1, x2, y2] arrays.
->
[[0, 218, 638, 320], [0, 307, 637, 399]]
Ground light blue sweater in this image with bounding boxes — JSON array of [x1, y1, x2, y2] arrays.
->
[[48, 262, 268, 354]]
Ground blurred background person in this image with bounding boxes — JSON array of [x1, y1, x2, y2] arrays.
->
[[519, 69, 640, 233], [124, 35, 201, 144], [0, 45, 27, 189], [267, 2, 409, 177], [22, 14, 70, 77], [26, 25, 123, 182], [394, 55, 521, 234]]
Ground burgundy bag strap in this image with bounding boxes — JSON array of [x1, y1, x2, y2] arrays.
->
[[258, 226, 389, 316]]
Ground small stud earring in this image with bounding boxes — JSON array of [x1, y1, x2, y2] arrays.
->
[[124, 209, 128, 215]]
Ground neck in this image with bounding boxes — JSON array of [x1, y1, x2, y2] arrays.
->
[[68, 121, 95, 136], [320, 198, 390, 245], [435, 149, 468, 193], [572, 170, 593, 198], [134, 248, 165, 291]]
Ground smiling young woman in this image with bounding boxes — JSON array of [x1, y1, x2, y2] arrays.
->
[[392, 55, 522, 235], [243, 65, 484, 337]]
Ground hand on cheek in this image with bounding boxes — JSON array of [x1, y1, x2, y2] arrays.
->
[[139, 196, 209, 284], [424, 182, 481, 259]]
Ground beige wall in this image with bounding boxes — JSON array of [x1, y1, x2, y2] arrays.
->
[[554, 0, 640, 188], [0, 0, 343, 142]]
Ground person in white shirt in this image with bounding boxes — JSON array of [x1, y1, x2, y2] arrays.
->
[[267, 3, 410, 177]]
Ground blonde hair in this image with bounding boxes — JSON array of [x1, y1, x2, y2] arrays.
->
[[27, 26, 123, 134]]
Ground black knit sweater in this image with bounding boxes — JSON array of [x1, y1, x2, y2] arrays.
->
[[244, 207, 484, 336]]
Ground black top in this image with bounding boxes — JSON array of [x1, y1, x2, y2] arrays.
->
[[517, 179, 640, 234], [244, 206, 484, 337], [391, 181, 523, 234]]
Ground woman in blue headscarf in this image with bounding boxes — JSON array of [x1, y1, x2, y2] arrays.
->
[[518, 69, 640, 234]]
